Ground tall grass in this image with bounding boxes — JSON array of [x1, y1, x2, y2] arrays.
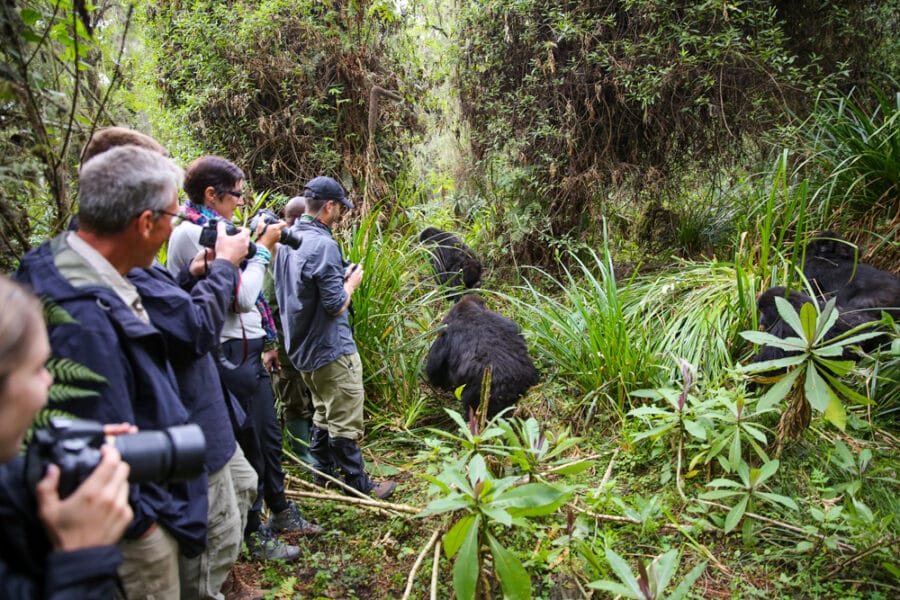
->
[[510, 236, 659, 427], [804, 85, 900, 229], [340, 209, 441, 430]]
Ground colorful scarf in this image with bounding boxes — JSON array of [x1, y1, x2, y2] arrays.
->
[[178, 201, 278, 344]]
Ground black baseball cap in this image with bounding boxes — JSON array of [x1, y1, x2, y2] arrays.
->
[[304, 176, 353, 209]]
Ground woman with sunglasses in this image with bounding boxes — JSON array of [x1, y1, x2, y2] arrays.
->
[[167, 156, 322, 562]]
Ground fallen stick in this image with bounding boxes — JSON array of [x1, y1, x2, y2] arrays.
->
[[401, 528, 442, 600], [284, 485, 421, 516], [431, 534, 441, 600]]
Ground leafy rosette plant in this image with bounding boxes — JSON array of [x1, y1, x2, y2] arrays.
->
[[586, 548, 707, 600], [419, 453, 572, 600], [739, 295, 885, 439]]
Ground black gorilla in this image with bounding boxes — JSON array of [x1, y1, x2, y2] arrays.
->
[[749, 286, 884, 378], [803, 232, 900, 319], [420, 227, 482, 300], [425, 294, 539, 419]]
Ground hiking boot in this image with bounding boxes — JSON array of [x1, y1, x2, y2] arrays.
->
[[221, 567, 265, 600], [245, 526, 301, 562], [370, 479, 397, 500], [268, 501, 325, 535]]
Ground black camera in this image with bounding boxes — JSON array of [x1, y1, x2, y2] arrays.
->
[[250, 209, 301, 250], [25, 417, 206, 498], [198, 218, 258, 259]]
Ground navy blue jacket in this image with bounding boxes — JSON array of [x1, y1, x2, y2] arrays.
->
[[273, 219, 357, 372], [14, 239, 207, 557], [0, 457, 122, 599], [128, 260, 240, 473]]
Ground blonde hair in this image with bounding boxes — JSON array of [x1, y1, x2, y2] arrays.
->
[[0, 276, 45, 391]]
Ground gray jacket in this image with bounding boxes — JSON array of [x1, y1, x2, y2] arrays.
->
[[273, 219, 357, 371]]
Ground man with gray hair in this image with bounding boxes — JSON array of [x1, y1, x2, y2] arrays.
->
[[14, 145, 207, 598]]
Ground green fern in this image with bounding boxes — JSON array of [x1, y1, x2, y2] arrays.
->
[[41, 297, 78, 326], [48, 383, 101, 403], [47, 358, 107, 385]]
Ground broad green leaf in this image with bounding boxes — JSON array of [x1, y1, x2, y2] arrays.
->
[[775, 296, 806, 339], [586, 580, 640, 598], [821, 370, 875, 405], [497, 483, 572, 517], [823, 393, 847, 431], [728, 431, 741, 469], [813, 356, 855, 376], [668, 561, 708, 600], [724, 495, 749, 533], [419, 495, 470, 517], [813, 300, 839, 343], [683, 418, 707, 440], [603, 548, 643, 597], [443, 515, 476, 558], [480, 505, 512, 527], [452, 515, 481, 600], [756, 491, 799, 510], [757, 367, 802, 412], [756, 459, 779, 485], [706, 477, 743, 489], [648, 550, 679, 595], [547, 458, 595, 475], [739, 332, 807, 352], [739, 352, 807, 373], [799, 300, 817, 343], [742, 423, 768, 444], [486, 533, 531, 600], [804, 366, 831, 412]]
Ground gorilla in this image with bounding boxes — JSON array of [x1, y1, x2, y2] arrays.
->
[[749, 286, 885, 380], [803, 232, 900, 319], [425, 294, 539, 419], [420, 227, 482, 300]]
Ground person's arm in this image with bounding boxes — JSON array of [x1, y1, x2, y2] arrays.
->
[[313, 243, 355, 316]]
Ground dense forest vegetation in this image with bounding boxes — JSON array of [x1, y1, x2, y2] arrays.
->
[[1, 1, 898, 598]]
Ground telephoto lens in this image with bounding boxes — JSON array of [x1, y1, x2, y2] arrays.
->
[[25, 417, 206, 498]]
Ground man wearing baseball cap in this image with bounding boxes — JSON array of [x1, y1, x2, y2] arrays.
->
[[273, 176, 396, 499]]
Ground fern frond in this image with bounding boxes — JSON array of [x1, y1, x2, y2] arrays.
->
[[47, 358, 107, 385], [40, 297, 78, 326], [48, 384, 100, 403]]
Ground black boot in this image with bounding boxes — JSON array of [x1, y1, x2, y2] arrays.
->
[[329, 437, 397, 499], [309, 425, 337, 486]]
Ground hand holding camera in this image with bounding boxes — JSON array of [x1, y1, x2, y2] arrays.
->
[[250, 209, 301, 252], [36, 443, 132, 551]]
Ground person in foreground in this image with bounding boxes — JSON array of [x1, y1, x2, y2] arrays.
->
[[273, 176, 396, 499], [0, 275, 133, 598]]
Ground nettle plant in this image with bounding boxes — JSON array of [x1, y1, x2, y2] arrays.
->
[[738, 295, 885, 442]]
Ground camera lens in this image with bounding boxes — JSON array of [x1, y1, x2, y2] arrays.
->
[[111, 424, 206, 484]]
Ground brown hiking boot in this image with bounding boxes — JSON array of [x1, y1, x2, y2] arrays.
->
[[221, 568, 265, 600], [371, 480, 397, 500]]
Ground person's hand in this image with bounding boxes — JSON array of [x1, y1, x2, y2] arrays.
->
[[262, 348, 281, 372], [344, 263, 363, 293], [36, 444, 132, 552], [256, 220, 286, 253], [188, 247, 214, 277], [215, 221, 250, 265]]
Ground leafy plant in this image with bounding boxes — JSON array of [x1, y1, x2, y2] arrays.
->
[[496, 416, 593, 482], [699, 459, 798, 542], [739, 295, 884, 440], [585, 547, 707, 600], [629, 360, 709, 498], [690, 389, 773, 474]]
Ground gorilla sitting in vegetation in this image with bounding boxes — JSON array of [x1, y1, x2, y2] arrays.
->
[[749, 286, 886, 381], [803, 232, 900, 319], [420, 227, 482, 300], [425, 294, 539, 419]]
